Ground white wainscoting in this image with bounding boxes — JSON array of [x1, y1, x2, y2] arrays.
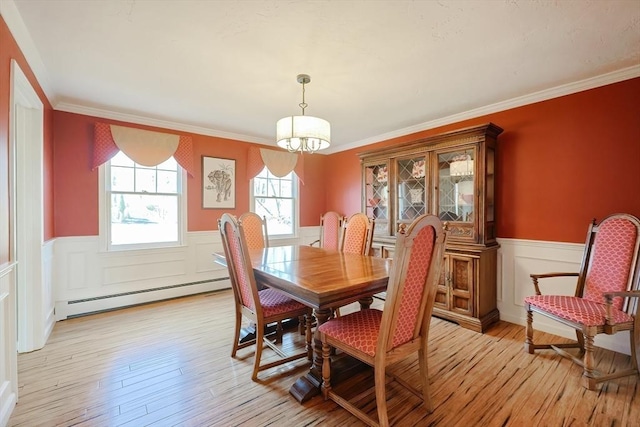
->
[[52, 230, 629, 356], [497, 237, 631, 356], [53, 228, 322, 321], [55, 232, 227, 320], [0, 262, 17, 427]]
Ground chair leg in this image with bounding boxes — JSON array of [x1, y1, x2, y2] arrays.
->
[[418, 347, 433, 413], [575, 329, 585, 353], [524, 308, 535, 354], [374, 364, 389, 427], [275, 321, 283, 344], [252, 321, 265, 381], [321, 341, 332, 399], [582, 333, 597, 390], [299, 315, 305, 335], [631, 327, 640, 374], [231, 310, 242, 357]]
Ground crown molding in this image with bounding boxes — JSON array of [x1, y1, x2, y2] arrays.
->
[[325, 65, 640, 154], [58, 64, 640, 154], [54, 102, 273, 145], [0, 0, 56, 104]]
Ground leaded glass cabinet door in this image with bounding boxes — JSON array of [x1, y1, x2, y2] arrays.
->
[[436, 148, 476, 242], [363, 161, 389, 236], [396, 155, 427, 232]]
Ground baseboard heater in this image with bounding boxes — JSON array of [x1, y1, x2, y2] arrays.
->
[[64, 277, 230, 319]]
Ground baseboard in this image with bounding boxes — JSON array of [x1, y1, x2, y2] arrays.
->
[[55, 278, 231, 320]]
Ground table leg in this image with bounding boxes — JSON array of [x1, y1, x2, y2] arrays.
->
[[289, 307, 331, 403], [289, 300, 376, 403], [359, 296, 374, 310]]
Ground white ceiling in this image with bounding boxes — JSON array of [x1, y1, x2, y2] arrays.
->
[[4, 0, 640, 153]]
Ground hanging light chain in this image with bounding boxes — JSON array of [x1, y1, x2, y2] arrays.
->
[[298, 76, 308, 116]]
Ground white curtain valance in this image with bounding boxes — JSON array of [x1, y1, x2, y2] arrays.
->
[[110, 125, 179, 167], [259, 148, 298, 177], [246, 146, 304, 184]]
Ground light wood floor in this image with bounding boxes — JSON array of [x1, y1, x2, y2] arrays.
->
[[8, 291, 639, 426]]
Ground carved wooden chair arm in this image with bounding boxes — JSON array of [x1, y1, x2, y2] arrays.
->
[[604, 290, 640, 299], [603, 290, 640, 330], [529, 272, 579, 295]]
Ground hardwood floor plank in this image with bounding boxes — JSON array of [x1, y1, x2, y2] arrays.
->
[[7, 291, 639, 427]]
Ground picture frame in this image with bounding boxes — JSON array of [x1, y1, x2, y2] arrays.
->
[[202, 156, 235, 209]]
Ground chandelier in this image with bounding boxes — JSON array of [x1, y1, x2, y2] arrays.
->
[[276, 74, 330, 153]]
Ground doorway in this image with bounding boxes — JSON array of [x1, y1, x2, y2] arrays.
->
[[10, 59, 48, 353]]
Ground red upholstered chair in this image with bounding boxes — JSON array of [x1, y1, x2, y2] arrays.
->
[[310, 211, 345, 251], [339, 212, 375, 256], [238, 212, 268, 250], [328, 212, 374, 318], [218, 213, 312, 381], [240, 212, 304, 337], [525, 213, 640, 390], [319, 214, 447, 427]]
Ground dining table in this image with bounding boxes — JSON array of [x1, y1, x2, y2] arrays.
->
[[214, 244, 392, 403]]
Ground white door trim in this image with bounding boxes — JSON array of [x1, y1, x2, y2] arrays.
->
[[10, 59, 47, 353]]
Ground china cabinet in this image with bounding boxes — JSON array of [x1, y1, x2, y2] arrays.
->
[[359, 123, 502, 332]]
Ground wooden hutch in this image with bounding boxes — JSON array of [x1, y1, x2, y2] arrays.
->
[[359, 123, 502, 332]]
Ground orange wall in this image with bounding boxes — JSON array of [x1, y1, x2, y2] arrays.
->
[[52, 111, 327, 236], [0, 15, 54, 264], [325, 78, 640, 243]]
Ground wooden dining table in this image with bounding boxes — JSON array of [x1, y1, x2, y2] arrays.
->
[[214, 244, 392, 403]]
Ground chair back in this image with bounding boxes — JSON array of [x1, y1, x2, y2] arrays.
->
[[239, 212, 269, 250], [377, 214, 446, 353], [319, 211, 344, 250], [218, 213, 261, 315], [340, 213, 375, 255], [579, 214, 640, 312]]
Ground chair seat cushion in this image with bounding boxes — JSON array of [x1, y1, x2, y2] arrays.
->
[[258, 288, 306, 317], [318, 309, 382, 356], [525, 295, 633, 327]]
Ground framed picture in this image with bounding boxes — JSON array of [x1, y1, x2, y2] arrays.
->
[[202, 156, 235, 209]]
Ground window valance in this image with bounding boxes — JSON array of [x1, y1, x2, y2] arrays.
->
[[92, 123, 195, 176], [246, 147, 304, 184]]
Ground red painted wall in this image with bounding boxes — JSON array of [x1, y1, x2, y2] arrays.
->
[[0, 15, 54, 264], [53, 79, 640, 243], [325, 78, 640, 243], [52, 111, 327, 236]]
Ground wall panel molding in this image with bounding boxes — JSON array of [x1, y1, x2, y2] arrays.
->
[[497, 237, 630, 355], [51, 231, 630, 355], [54, 232, 230, 320]]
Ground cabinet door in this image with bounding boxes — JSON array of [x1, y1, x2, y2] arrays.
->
[[371, 242, 394, 259], [449, 254, 475, 317], [395, 155, 427, 232], [435, 254, 450, 310], [434, 254, 475, 316], [363, 162, 390, 236], [435, 148, 476, 242]]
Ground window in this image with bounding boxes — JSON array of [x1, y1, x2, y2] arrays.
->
[[251, 167, 297, 238], [104, 151, 185, 250]]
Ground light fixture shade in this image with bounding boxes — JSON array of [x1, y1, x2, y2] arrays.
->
[[450, 155, 474, 176], [276, 115, 331, 152]]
